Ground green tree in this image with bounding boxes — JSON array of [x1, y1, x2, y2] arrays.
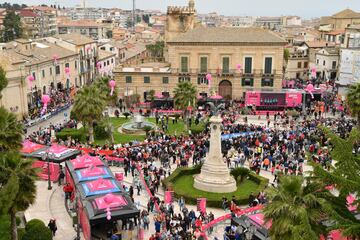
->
[[146, 41, 164, 59], [0, 153, 38, 240], [264, 176, 332, 240], [0, 66, 8, 99], [101, 117, 114, 144], [347, 83, 360, 129], [173, 81, 197, 128], [312, 127, 360, 238], [22, 219, 52, 240], [284, 48, 290, 64], [94, 77, 118, 106], [72, 85, 106, 143], [0, 107, 24, 152], [2, 11, 22, 42]]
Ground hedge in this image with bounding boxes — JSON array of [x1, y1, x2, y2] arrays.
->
[[162, 165, 268, 208], [56, 128, 86, 142]]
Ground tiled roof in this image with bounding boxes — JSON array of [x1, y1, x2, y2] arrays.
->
[[168, 27, 287, 44], [54, 33, 95, 45], [304, 41, 335, 48], [332, 9, 360, 19], [98, 49, 116, 60], [19, 10, 38, 18]]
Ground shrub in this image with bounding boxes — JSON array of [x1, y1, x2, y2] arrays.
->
[[56, 128, 85, 142], [17, 228, 25, 240], [230, 167, 250, 182], [143, 126, 153, 135], [23, 219, 52, 240], [190, 121, 206, 134], [94, 125, 109, 139]]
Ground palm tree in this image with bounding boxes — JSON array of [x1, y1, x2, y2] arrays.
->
[[0, 107, 24, 152], [102, 117, 115, 144], [312, 127, 360, 238], [0, 152, 38, 240], [72, 85, 107, 143], [264, 176, 332, 240], [94, 76, 118, 106], [347, 83, 360, 129], [173, 81, 197, 128], [0, 66, 8, 99]]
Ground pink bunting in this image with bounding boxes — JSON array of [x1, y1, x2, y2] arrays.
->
[[41, 94, 51, 115], [206, 73, 212, 89], [27, 75, 35, 90], [109, 80, 116, 96]]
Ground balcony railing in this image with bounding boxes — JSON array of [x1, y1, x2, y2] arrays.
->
[[171, 68, 282, 77]]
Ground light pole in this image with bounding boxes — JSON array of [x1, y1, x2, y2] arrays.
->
[[42, 152, 52, 190]]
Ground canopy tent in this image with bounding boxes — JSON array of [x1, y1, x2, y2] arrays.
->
[[78, 178, 122, 198], [84, 193, 139, 224], [67, 155, 105, 172], [31, 143, 81, 163], [21, 140, 47, 156]]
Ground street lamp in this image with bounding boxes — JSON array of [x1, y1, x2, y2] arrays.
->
[[42, 152, 52, 190]]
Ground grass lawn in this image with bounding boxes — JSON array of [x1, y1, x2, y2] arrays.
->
[[172, 174, 259, 201], [57, 117, 191, 145]]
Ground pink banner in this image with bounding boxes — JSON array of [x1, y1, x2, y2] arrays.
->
[[71, 155, 104, 170], [248, 213, 272, 229], [197, 198, 206, 213], [87, 178, 114, 192], [80, 167, 107, 178], [285, 92, 302, 107], [245, 92, 261, 106], [201, 205, 263, 231], [165, 191, 173, 204], [32, 160, 60, 181], [136, 165, 161, 212]]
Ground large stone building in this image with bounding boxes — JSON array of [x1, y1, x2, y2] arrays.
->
[[115, 28, 286, 100], [0, 39, 80, 118]]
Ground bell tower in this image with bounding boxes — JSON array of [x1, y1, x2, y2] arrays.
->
[[165, 0, 197, 42]]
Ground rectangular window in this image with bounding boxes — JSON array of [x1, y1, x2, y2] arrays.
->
[[261, 78, 274, 87], [316, 59, 319, 64], [32, 72, 36, 80], [162, 77, 169, 84], [55, 65, 60, 75], [264, 57, 273, 74], [323, 60, 326, 66], [222, 57, 230, 73], [200, 56, 208, 73], [50, 67, 52, 76], [242, 78, 254, 87], [297, 62, 302, 68], [144, 76, 150, 83], [65, 63, 70, 68], [244, 57, 252, 74], [180, 56, 189, 73], [42, 69, 45, 78], [332, 61, 336, 69], [111, 58, 114, 64], [125, 76, 132, 83], [75, 61, 78, 69], [304, 62, 308, 68]]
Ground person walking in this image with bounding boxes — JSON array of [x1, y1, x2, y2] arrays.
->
[[48, 219, 57, 236]]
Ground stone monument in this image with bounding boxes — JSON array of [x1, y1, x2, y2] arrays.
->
[[194, 114, 236, 193]]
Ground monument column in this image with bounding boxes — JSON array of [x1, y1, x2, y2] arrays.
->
[[194, 115, 236, 193]]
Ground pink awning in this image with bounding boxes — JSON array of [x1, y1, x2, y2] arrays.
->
[[248, 213, 272, 229], [21, 140, 46, 154], [94, 194, 128, 210], [71, 155, 104, 170]]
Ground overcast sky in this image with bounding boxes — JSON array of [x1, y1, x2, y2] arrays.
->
[[5, 0, 360, 18]]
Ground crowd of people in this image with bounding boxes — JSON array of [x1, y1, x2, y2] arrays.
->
[[24, 88, 73, 124], [25, 94, 358, 239]]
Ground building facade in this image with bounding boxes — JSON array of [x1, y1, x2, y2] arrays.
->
[[314, 48, 339, 81], [115, 27, 286, 101], [0, 39, 80, 119]]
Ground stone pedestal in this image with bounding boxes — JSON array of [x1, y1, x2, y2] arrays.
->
[[194, 115, 236, 193]]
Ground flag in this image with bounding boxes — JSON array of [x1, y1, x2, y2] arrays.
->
[[165, 191, 174, 204], [197, 198, 206, 213]]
